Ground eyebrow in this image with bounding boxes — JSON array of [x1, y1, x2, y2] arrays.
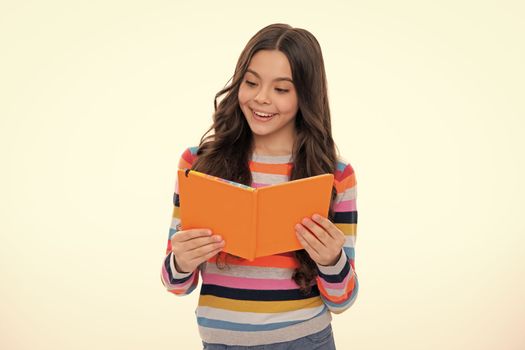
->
[[246, 69, 294, 83]]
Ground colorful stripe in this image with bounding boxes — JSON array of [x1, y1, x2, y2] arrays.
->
[[201, 272, 302, 290], [160, 146, 359, 346]]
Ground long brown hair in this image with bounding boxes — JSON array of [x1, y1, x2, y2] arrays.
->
[[191, 23, 339, 294]]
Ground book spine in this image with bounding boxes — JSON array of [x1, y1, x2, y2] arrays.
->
[[252, 189, 258, 260]]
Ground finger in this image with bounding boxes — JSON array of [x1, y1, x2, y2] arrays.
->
[[171, 235, 222, 262], [172, 228, 212, 243], [295, 228, 321, 262], [311, 214, 345, 242], [300, 217, 331, 246], [295, 223, 324, 255], [187, 239, 225, 261], [193, 245, 224, 265], [184, 234, 224, 252]]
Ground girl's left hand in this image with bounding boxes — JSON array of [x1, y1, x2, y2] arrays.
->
[[295, 214, 346, 266]]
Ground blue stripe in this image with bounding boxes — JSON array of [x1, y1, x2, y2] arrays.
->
[[336, 161, 347, 172], [168, 227, 178, 240], [334, 211, 357, 224], [196, 306, 327, 331], [189, 146, 199, 155], [343, 246, 355, 260], [201, 284, 320, 301]]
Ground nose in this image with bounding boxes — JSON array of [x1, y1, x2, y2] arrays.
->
[[254, 87, 271, 105]]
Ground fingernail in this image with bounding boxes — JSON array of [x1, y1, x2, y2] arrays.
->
[[214, 235, 222, 241]]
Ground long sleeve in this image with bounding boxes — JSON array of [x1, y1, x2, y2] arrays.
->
[[160, 147, 200, 296], [315, 162, 359, 314]]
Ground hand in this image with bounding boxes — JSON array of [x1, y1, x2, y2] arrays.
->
[[295, 214, 345, 266], [170, 228, 225, 273]]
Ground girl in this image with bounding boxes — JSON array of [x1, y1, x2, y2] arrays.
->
[[161, 23, 359, 349]]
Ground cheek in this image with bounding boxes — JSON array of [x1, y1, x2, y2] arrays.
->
[[277, 96, 299, 114], [238, 87, 251, 106]]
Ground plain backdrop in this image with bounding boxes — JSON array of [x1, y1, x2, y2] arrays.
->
[[1, 0, 524, 349]]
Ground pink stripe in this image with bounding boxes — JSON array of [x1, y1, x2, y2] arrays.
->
[[251, 182, 267, 188], [202, 272, 299, 290], [161, 265, 171, 284], [333, 199, 356, 212], [319, 271, 352, 290]]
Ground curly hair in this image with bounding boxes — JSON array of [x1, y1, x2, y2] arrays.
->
[[190, 23, 339, 295]]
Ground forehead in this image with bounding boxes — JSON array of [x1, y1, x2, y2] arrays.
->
[[246, 50, 292, 80]]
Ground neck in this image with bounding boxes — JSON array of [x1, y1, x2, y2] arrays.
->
[[253, 147, 292, 156], [252, 133, 296, 156]]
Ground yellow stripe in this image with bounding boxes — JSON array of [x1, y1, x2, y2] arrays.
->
[[335, 223, 356, 235], [172, 206, 180, 219], [198, 295, 324, 313]]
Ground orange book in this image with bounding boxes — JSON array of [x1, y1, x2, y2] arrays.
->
[[177, 169, 334, 261]]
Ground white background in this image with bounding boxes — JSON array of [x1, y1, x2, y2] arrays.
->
[[1, 0, 524, 349]]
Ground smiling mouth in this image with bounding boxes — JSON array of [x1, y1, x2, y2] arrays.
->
[[252, 109, 277, 121]]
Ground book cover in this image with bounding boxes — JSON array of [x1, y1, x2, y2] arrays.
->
[[177, 169, 334, 261]]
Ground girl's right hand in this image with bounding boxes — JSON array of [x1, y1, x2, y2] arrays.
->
[[170, 228, 225, 273]]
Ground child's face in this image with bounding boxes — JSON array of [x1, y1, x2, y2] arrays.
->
[[238, 50, 299, 146]]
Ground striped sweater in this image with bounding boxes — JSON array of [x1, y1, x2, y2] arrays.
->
[[160, 146, 359, 346]]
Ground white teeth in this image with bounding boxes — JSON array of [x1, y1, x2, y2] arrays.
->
[[254, 111, 274, 117]]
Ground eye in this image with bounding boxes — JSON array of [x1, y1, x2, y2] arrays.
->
[[244, 80, 256, 87], [275, 88, 289, 93]]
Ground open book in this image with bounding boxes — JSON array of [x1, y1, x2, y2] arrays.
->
[[177, 169, 334, 261]]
